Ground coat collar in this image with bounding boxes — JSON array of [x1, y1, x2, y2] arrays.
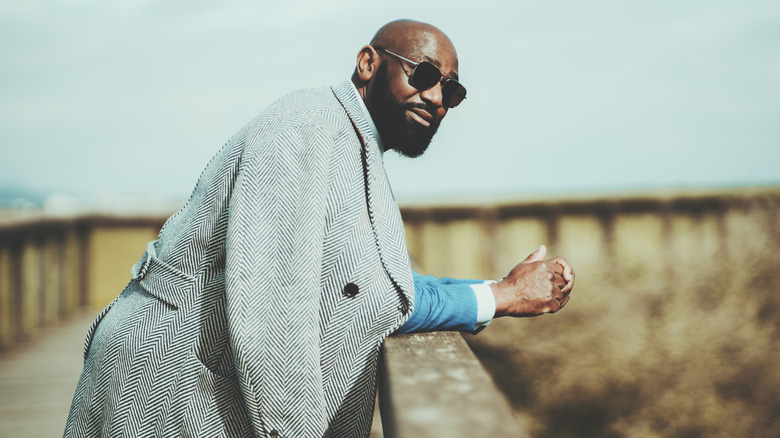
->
[[330, 80, 384, 154]]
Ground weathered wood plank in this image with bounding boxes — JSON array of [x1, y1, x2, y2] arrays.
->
[[0, 309, 95, 437], [380, 332, 524, 437]]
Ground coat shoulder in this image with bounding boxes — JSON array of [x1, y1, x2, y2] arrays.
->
[[246, 86, 352, 138]]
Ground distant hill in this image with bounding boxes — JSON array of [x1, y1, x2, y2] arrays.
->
[[0, 186, 47, 209]]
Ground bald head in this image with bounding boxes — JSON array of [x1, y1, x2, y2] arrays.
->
[[369, 20, 458, 72], [352, 19, 460, 94]]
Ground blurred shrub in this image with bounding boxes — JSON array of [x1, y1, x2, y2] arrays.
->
[[466, 197, 780, 438]]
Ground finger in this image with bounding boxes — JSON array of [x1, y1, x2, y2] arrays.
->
[[547, 296, 563, 314], [547, 261, 564, 276], [521, 245, 547, 264], [561, 279, 574, 295], [565, 266, 574, 283], [558, 267, 574, 294], [553, 272, 566, 291], [549, 256, 574, 282], [557, 294, 570, 308]]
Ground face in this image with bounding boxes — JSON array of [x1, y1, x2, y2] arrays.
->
[[365, 41, 459, 158], [367, 61, 440, 158]]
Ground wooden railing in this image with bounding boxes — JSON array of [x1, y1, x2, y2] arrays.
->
[[3, 187, 779, 350], [4, 187, 778, 346], [380, 332, 523, 437], [0, 213, 163, 350]]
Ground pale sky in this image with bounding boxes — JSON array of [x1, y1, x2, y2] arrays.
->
[[1, 0, 778, 205]]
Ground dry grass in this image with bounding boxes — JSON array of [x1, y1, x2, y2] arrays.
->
[[466, 199, 780, 437]]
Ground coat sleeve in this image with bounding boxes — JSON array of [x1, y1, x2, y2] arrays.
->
[[395, 272, 483, 334], [225, 122, 338, 437]]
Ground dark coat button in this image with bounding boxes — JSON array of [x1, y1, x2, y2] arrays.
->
[[269, 430, 279, 438], [343, 282, 359, 298]]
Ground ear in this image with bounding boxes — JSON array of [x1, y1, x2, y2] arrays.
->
[[356, 45, 380, 83]]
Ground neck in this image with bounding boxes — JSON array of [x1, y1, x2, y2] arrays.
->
[[350, 72, 368, 102]]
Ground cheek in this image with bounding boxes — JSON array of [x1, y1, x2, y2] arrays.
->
[[391, 77, 420, 101]]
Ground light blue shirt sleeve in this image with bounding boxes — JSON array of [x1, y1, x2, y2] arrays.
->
[[395, 272, 496, 334]]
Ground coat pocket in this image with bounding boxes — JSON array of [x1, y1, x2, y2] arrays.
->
[[161, 347, 253, 437]]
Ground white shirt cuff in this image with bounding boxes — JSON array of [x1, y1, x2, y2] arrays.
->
[[470, 282, 496, 328]]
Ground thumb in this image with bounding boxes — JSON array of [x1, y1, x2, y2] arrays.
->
[[521, 245, 547, 263]]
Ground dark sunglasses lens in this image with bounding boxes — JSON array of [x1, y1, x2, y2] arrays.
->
[[410, 61, 441, 90], [442, 80, 467, 108]]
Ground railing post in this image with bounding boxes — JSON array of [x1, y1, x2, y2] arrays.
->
[[0, 243, 11, 350]]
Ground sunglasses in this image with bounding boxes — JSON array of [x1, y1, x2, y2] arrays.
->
[[376, 47, 467, 109]]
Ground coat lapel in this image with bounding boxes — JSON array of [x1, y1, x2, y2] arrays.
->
[[330, 81, 415, 315]]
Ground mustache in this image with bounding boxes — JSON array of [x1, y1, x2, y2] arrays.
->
[[402, 102, 439, 125]]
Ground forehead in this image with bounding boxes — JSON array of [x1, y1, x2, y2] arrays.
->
[[403, 31, 459, 79]]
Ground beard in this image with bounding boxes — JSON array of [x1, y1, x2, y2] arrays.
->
[[366, 62, 441, 158]]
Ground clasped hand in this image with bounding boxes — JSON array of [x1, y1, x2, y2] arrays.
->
[[490, 245, 575, 317]]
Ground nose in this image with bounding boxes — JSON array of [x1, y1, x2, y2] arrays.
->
[[419, 81, 444, 109]]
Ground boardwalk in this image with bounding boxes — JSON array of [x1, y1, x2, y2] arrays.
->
[[0, 309, 384, 437], [0, 309, 95, 437]]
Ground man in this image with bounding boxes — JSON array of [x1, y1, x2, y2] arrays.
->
[[64, 19, 573, 438]]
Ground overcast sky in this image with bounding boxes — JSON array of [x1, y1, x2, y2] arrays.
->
[[1, 0, 778, 205]]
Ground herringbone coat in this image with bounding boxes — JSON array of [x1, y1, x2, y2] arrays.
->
[[64, 80, 415, 438]]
